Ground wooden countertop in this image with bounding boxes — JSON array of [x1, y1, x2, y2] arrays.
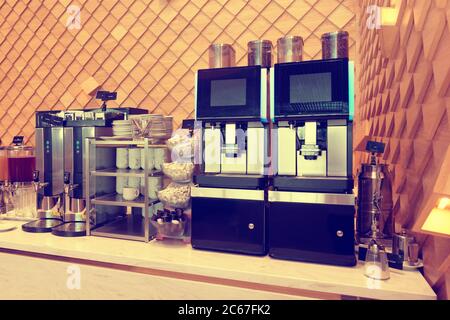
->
[[0, 220, 436, 300]]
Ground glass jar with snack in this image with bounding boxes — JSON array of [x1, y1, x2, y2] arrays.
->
[[150, 207, 191, 242]]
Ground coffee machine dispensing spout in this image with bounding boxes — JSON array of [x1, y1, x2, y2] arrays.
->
[[32, 170, 48, 192], [32, 170, 48, 215], [299, 122, 322, 160], [63, 172, 78, 214]]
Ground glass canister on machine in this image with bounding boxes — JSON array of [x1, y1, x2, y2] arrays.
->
[[277, 35, 304, 63]]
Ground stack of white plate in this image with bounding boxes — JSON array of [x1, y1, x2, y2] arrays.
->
[[0, 221, 17, 232], [112, 120, 132, 138]]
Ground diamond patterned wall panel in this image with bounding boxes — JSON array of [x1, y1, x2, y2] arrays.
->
[[355, 0, 450, 297], [0, 0, 356, 145]]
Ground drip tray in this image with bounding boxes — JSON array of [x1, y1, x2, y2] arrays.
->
[[273, 176, 354, 193], [51, 222, 86, 237], [22, 219, 64, 233], [195, 174, 267, 189]]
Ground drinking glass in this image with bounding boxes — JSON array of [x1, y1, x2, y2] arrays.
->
[[364, 239, 390, 280]]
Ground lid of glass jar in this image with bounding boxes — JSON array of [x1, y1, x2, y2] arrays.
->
[[277, 35, 304, 45], [8, 145, 33, 151], [321, 30, 349, 40], [248, 39, 273, 49], [7, 141, 33, 151]]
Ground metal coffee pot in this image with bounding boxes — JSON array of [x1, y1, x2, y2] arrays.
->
[[392, 230, 417, 263]]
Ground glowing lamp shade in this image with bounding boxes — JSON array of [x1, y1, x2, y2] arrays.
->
[[414, 146, 450, 238], [437, 197, 450, 210], [380, 0, 405, 27], [421, 199, 450, 236], [380, 8, 398, 26]]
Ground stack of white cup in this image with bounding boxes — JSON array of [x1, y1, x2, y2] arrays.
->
[[115, 147, 166, 199]]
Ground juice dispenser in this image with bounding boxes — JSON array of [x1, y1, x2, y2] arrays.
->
[[0, 146, 8, 182], [3, 137, 38, 218], [7, 138, 36, 184], [0, 145, 8, 213]]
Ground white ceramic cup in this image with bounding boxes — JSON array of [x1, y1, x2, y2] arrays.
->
[[154, 148, 166, 170], [140, 148, 155, 170], [116, 148, 128, 169], [123, 187, 139, 201], [128, 148, 141, 169], [116, 176, 128, 194], [141, 176, 162, 199]]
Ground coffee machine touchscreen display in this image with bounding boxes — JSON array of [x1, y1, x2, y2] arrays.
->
[[289, 73, 331, 103], [274, 58, 349, 119], [211, 79, 246, 107], [196, 66, 263, 121]]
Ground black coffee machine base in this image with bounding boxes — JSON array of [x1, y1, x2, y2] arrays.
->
[[268, 191, 357, 267], [22, 219, 64, 233], [191, 187, 268, 256], [51, 222, 86, 237]]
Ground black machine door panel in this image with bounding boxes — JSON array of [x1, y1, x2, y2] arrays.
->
[[269, 201, 356, 266], [192, 197, 267, 255]]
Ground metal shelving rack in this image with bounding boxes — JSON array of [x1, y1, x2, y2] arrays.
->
[[85, 138, 165, 242]]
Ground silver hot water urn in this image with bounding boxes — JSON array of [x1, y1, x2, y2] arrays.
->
[[22, 112, 65, 233], [357, 141, 394, 245]]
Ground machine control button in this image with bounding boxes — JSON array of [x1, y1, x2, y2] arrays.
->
[[248, 223, 255, 230], [336, 230, 344, 237]]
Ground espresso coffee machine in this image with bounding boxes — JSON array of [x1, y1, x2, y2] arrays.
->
[[191, 42, 271, 255], [268, 39, 356, 265], [51, 107, 147, 237], [22, 112, 65, 232]]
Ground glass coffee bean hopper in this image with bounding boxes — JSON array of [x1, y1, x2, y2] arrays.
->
[[7, 139, 36, 184]]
